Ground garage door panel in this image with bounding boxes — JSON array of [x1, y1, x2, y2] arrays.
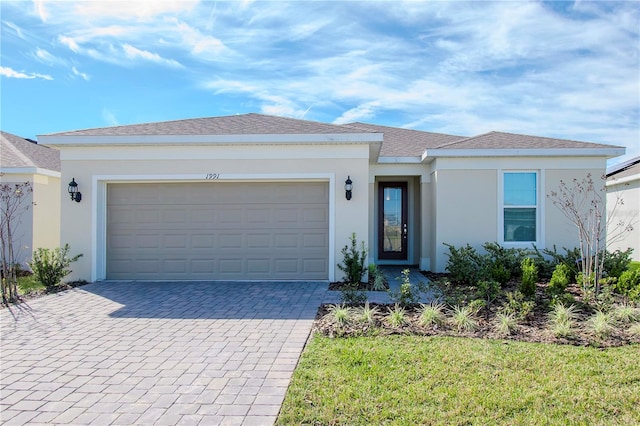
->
[[107, 182, 329, 280]]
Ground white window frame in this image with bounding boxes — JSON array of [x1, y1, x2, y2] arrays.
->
[[498, 170, 544, 247]]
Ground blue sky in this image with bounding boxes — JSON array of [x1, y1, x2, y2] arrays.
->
[[1, 0, 638, 164]]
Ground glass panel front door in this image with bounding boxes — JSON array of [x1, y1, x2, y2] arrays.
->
[[378, 182, 408, 260]]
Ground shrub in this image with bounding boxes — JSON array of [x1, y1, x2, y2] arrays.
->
[[340, 284, 367, 306], [531, 245, 581, 280], [603, 248, 633, 279], [614, 269, 640, 301], [482, 242, 527, 279], [501, 291, 535, 321], [490, 264, 511, 286], [449, 305, 478, 332], [368, 264, 388, 291], [386, 304, 407, 327], [476, 280, 501, 304], [494, 312, 518, 336], [29, 244, 83, 289], [338, 233, 367, 285], [612, 304, 640, 324], [444, 243, 489, 286], [356, 302, 379, 325], [587, 311, 616, 339], [325, 304, 352, 327], [547, 263, 572, 296], [548, 302, 579, 338], [388, 269, 427, 306], [418, 301, 446, 327], [519, 257, 538, 299]]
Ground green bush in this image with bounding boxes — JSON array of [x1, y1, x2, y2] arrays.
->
[[615, 269, 640, 301], [482, 242, 528, 279], [547, 263, 572, 296], [29, 244, 83, 289], [444, 243, 489, 286], [476, 280, 501, 304], [501, 291, 535, 320], [338, 233, 367, 285], [531, 245, 581, 280], [490, 264, 511, 286], [388, 269, 427, 306], [519, 257, 538, 299], [603, 248, 633, 279]]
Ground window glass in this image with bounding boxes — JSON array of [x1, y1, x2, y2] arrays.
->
[[504, 208, 536, 242], [503, 172, 537, 243], [504, 172, 536, 206]]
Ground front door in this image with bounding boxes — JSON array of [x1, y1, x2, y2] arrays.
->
[[378, 182, 408, 260]]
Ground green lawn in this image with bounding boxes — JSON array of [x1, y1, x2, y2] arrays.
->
[[278, 335, 640, 425]]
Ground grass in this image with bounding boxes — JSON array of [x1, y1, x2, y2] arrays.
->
[[628, 261, 640, 271], [278, 335, 640, 425], [17, 275, 45, 294]]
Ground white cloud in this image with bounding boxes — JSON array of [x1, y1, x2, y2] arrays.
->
[[4, 21, 25, 39], [333, 102, 381, 125], [58, 35, 80, 53], [122, 43, 184, 68], [0, 66, 52, 81], [71, 66, 89, 81], [102, 108, 119, 126], [33, 0, 48, 22]]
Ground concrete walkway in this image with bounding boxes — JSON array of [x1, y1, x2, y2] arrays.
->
[[323, 266, 440, 304], [1, 281, 327, 426]]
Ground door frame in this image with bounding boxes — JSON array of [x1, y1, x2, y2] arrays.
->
[[377, 181, 408, 260]]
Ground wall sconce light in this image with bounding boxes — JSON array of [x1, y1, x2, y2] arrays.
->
[[68, 178, 82, 202], [344, 176, 353, 201]]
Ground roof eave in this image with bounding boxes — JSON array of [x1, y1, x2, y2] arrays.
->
[[0, 167, 61, 178], [38, 133, 383, 146], [423, 147, 626, 160], [377, 156, 423, 164]]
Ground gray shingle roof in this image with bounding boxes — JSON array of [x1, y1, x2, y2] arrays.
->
[[436, 131, 620, 150], [607, 156, 640, 180], [345, 123, 465, 157], [46, 113, 378, 137], [1, 131, 60, 172]]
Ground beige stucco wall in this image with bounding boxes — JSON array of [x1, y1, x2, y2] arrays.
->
[[0, 173, 60, 267], [32, 175, 61, 254], [429, 157, 608, 272], [607, 175, 640, 261], [432, 167, 498, 272], [57, 143, 370, 282]]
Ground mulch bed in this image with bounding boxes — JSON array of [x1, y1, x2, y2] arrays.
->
[[316, 276, 640, 347]]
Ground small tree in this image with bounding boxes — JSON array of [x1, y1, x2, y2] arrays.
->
[[337, 233, 367, 284], [548, 173, 635, 296], [0, 180, 33, 304]]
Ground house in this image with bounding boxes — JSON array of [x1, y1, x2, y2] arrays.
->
[[0, 131, 61, 267], [38, 113, 625, 282], [606, 156, 640, 261]]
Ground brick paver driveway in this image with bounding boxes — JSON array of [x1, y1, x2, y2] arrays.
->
[[1, 281, 327, 425]]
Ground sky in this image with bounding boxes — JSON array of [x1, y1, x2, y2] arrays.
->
[[1, 0, 638, 165]]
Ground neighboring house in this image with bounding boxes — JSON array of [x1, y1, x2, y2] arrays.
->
[[38, 114, 625, 282], [606, 156, 640, 261], [0, 131, 61, 267]]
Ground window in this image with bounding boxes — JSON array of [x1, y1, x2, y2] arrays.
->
[[503, 172, 537, 242]]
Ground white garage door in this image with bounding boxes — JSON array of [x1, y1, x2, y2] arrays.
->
[[106, 181, 329, 280]]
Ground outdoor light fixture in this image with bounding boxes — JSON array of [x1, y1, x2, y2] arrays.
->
[[68, 178, 82, 203], [344, 176, 353, 201]]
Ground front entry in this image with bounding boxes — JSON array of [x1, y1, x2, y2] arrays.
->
[[378, 182, 408, 260]]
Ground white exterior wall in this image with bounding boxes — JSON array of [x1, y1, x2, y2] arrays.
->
[[607, 173, 640, 261], [58, 144, 370, 282]]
